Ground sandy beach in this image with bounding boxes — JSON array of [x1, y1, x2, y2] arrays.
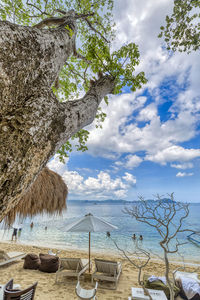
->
[[0, 242, 199, 299]]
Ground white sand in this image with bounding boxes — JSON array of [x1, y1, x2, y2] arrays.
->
[[0, 242, 198, 299]]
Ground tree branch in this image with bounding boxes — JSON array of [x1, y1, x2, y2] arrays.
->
[[54, 75, 115, 152], [73, 46, 91, 64], [124, 194, 194, 300], [33, 16, 67, 28], [75, 12, 95, 19], [26, 0, 50, 17], [83, 17, 109, 43]]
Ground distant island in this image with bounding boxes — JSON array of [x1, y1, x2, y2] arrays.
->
[[67, 198, 175, 205]]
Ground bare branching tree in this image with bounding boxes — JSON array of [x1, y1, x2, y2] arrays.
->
[[124, 193, 195, 300], [107, 232, 153, 300]]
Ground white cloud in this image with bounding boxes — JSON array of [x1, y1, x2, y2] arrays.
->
[[63, 171, 84, 191], [114, 155, 142, 171], [48, 156, 136, 200], [145, 146, 200, 165], [114, 161, 123, 166], [114, 189, 127, 198], [47, 154, 68, 174], [86, 92, 147, 157], [124, 155, 143, 169], [171, 162, 194, 170], [62, 170, 136, 199], [176, 172, 194, 177], [122, 172, 137, 184], [137, 103, 157, 122], [80, 0, 200, 168], [86, 94, 200, 165]]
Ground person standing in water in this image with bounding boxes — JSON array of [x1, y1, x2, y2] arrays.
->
[[132, 234, 136, 240], [18, 226, 23, 237], [12, 228, 18, 241], [30, 222, 34, 230]]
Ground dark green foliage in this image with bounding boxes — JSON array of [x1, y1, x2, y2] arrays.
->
[[159, 0, 200, 52]]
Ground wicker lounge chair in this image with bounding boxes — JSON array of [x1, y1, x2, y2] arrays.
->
[[55, 258, 90, 283], [75, 281, 98, 299], [0, 250, 25, 267], [4, 279, 37, 300], [92, 258, 122, 290]]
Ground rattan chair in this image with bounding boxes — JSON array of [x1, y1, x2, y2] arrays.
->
[[4, 280, 37, 300]]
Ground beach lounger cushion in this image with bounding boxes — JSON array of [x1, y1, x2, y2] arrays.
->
[[39, 253, 59, 273], [175, 278, 200, 300], [143, 274, 180, 299], [23, 253, 40, 270]]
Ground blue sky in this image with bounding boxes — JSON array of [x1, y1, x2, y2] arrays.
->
[[48, 0, 200, 203]]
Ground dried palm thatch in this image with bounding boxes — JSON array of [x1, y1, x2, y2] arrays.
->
[[4, 167, 67, 226]]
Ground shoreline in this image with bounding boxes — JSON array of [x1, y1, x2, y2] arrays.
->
[[1, 239, 200, 267], [0, 241, 199, 299]]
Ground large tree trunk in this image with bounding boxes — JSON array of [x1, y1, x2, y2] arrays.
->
[[0, 19, 115, 221]]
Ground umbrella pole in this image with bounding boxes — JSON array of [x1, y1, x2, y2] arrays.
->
[[89, 232, 91, 273]]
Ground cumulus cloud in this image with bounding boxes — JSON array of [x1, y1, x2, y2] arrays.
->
[[62, 170, 136, 199], [113, 155, 142, 171], [86, 92, 147, 158], [124, 155, 143, 169], [86, 95, 200, 165], [171, 162, 194, 170], [48, 156, 136, 200], [47, 155, 68, 174], [122, 172, 137, 184], [145, 146, 200, 165], [137, 103, 157, 122], [114, 189, 127, 198], [81, 0, 200, 167], [176, 172, 194, 177]]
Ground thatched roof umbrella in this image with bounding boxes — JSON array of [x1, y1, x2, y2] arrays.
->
[[4, 167, 68, 226]]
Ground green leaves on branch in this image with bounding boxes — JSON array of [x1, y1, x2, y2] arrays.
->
[[57, 141, 73, 163], [72, 129, 89, 152], [57, 129, 89, 162], [65, 25, 74, 37], [0, 0, 63, 25], [84, 36, 147, 93], [95, 108, 107, 129], [158, 0, 200, 52]]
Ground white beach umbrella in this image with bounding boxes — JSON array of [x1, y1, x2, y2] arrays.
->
[[64, 213, 118, 272]]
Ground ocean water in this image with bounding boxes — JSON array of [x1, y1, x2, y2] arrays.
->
[[0, 202, 200, 263]]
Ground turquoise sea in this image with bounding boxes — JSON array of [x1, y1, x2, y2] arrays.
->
[[0, 202, 200, 263]]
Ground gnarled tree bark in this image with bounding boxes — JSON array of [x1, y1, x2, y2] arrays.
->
[[0, 17, 115, 221]]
